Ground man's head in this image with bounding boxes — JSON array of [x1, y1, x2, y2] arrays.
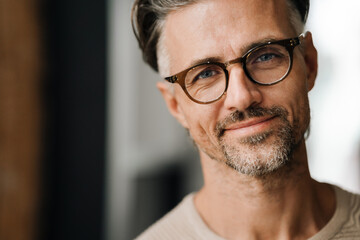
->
[[132, 0, 317, 176]]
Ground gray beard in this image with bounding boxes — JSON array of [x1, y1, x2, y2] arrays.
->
[[216, 106, 297, 177]]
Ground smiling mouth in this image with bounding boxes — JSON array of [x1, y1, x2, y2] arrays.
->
[[225, 116, 276, 131], [216, 115, 278, 139], [223, 116, 277, 137], [215, 106, 289, 139]]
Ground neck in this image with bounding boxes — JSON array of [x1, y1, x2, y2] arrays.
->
[[195, 140, 335, 240]]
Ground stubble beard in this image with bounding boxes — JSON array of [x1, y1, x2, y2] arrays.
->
[[216, 106, 298, 177]]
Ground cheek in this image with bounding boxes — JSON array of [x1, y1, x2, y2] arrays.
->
[[295, 93, 311, 130], [261, 73, 310, 133], [183, 104, 222, 151], [186, 108, 216, 140], [279, 84, 311, 136], [288, 74, 311, 128]]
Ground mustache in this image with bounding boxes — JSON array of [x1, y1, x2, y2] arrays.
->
[[215, 106, 289, 138]]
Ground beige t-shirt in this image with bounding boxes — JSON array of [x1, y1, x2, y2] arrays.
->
[[136, 186, 360, 239]]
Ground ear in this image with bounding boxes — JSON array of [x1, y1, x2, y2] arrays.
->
[[303, 32, 318, 92], [157, 82, 189, 129]]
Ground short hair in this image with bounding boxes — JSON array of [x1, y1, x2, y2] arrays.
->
[[131, 0, 310, 75]]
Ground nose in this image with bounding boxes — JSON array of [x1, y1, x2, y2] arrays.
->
[[223, 65, 263, 111]]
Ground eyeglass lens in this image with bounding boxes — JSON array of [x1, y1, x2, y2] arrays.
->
[[246, 44, 290, 84]]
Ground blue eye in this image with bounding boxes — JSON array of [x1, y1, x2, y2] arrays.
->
[[186, 64, 224, 88], [256, 53, 276, 62], [192, 67, 221, 83], [195, 69, 218, 80], [247, 44, 288, 67]]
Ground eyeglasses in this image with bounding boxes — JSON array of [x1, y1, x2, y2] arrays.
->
[[165, 33, 305, 104]]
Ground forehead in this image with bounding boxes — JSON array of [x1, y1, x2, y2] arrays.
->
[[163, 0, 295, 74]]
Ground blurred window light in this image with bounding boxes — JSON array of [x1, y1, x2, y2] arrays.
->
[[307, 0, 360, 193]]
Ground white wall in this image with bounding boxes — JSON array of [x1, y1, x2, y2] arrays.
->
[[306, 0, 360, 194]]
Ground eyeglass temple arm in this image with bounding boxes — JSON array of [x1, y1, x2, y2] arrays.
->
[[287, 32, 306, 48], [298, 32, 307, 44], [165, 75, 178, 83]]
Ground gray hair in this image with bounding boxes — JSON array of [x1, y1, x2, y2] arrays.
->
[[132, 0, 309, 77]]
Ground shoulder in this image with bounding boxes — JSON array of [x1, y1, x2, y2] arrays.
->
[[330, 186, 360, 239], [334, 186, 360, 218], [135, 193, 196, 240], [336, 187, 360, 232], [135, 193, 224, 240], [310, 185, 360, 240]]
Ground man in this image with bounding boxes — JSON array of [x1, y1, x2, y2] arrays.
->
[[131, 0, 360, 239]]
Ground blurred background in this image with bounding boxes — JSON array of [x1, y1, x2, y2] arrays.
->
[[0, 0, 359, 240]]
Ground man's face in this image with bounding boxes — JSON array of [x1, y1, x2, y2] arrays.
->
[[159, 0, 317, 176]]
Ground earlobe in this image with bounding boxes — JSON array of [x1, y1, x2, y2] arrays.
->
[[157, 82, 189, 129], [303, 32, 318, 92]]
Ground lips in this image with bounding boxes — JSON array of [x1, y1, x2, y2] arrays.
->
[[215, 106, 289, 139], [221, 115, 277, 138], [225, 116, 276, 131]]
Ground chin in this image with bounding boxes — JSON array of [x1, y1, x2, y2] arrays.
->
[[220, 121, 296, 177]]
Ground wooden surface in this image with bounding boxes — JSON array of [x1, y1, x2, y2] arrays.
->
[[0, 0, 42, 239]]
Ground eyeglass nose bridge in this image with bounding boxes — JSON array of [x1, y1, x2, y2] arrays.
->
[[223, 56, 251, 85], [224, 56, 246, 69]]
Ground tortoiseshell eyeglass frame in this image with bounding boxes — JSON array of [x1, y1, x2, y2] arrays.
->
[[164, 33, 305, 104]]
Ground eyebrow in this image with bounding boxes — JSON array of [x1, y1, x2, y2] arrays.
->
[[187, 37, 278, 69]]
